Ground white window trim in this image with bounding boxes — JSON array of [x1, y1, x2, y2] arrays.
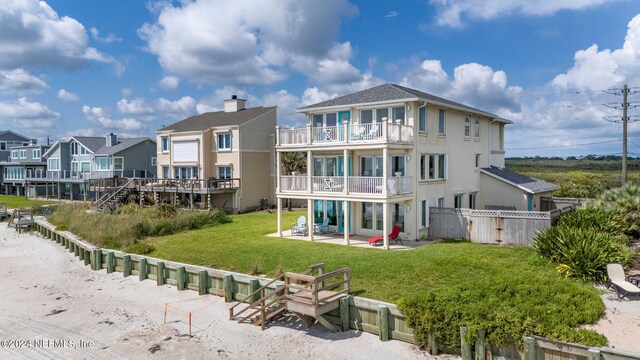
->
[[47, 158, 60, 171], [464, 116, 471, 140], [95, 157, 112, 171], [161, 136, 169, 153], [418, 105, 427, 133], [151, 157, 157, 166], [474, 118, 481, 141], [438, 109, 446, 136], [80, 161, 91, 173], [217, 132, 232, 151], [113, 156, 124, 171], [436, 197, 445, 208], [420, 199, 430, 229], [32, 149, 41, 159], [217, 165, 232, 179]]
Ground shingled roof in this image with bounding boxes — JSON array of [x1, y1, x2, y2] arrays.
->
[[297, 83, 510, 122], [94, 137, 154, 156], [481, 166, 559, 194], [159, 106, 276, 132]]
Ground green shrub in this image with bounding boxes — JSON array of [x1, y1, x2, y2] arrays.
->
[[124, 243, 156, 255], [398, 276, 607, 350]]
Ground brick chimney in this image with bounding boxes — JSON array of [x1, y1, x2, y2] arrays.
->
[[223, 95, 246, 113]]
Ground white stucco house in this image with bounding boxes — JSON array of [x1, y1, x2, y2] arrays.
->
[[274, 83, 557, 248]]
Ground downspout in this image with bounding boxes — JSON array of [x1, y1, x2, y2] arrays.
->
[[237, 126, 242, 213]]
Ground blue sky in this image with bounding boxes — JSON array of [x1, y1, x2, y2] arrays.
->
[[1, 0, 640, 157]]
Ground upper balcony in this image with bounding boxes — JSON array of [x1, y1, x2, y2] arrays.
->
[[278, 174, 412, 199], [276, 121, 414, 149]]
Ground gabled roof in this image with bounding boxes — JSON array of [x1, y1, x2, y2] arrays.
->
[[73, 137, 105, 153], [297, 83, 511, 123], [481, 166, 560, 194], [0, 130, 30, 141], [94, 138, 154, 156], [159, 106, 276, 132]]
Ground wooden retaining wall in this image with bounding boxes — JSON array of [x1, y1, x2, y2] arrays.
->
[[32, 219, 415, 345], [523, 336, 640, 360], [429, 208, 553, 246]]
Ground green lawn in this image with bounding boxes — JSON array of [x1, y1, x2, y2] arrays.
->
[[145, 210, 598, 303], [0, 195, 56, 209]]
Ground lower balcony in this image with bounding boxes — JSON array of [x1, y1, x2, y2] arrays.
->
[[279, 175, 412, 197]]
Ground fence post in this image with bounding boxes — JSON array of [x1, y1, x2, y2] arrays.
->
[[475, 330, 486, 360], [223, 274, 234, 302], [84, 250, 91, 266], [588, 349, 601, 360], [106, 252, 115, 273], [523, 336, 536, 360], [68, 241, 74, 253], [198, 270, 208, 295], [157, 262, 166, 286], [460, 326, 472, 360], [339, 296, 350, 332], [249, 279, 260, 303], [123, 255, 131, 277], [377, 305, 389, 341], [79, 247, 85, 262], [176, 266, 186, 290], [91, 249, 102, 271], [139, 258, 147, 281], [428, 332, 438, 355], [74, 244, 80, 257]]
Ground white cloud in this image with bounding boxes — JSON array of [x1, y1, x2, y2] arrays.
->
[[0, 97, 59, 135], [429, 0, 620, 28], [138, 0, 358, 86], [89, 27, 122, 43], [57, 89, 79, 102], [158, 76, 179, 90], [82, 105, 144, 131], [0, 0, 121, 73], [399, 60, 522, 113], [386, 11, 398, 18], [155, 96, 198, 119], [117, 98, 155, 116], [0, 69, 48, 94]]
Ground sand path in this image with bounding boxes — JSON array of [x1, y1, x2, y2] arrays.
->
[[0, 224, 438, 360]]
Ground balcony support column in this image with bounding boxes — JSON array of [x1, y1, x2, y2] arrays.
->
[[343, 120, 349, 143], [343, 149, 348, 195], [307, 123, 313, 146], [275, 125, 280, 147], [277, 197, 282, 237], [343, 200, 350, 245], [382, 147, 388, 197], [308, 198, 314, 241], [276, 151, 281, 193], [383, 202, 389, 250], [307, 150, 312, 194]]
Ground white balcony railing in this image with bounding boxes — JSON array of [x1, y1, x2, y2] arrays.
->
[[348, 176, 383, 194], [280, 175, 307, 192], [277, 121, 414, 147], [25, 169, 152, 181], [386, 176, 413, 195], [311, 176, 344, 193]]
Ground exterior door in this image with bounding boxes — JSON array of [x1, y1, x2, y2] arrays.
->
[[527, 194, 533, 211]]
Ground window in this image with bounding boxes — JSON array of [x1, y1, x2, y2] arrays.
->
[[95, 157, 112, 170], [438, 154, 446, 179], [475, 154, 480, 169], [419, 106, 426, 132], [47, 158, 60, 170], [71, 161, 78, 172], [151, 157, 156, 166], [0, 142, 5, 150], [469, 193, 477, 210], [437, 197, 445, 208], [420, 154, 427, 180], [71, 142, 78, 155], [175, 166, 198, 179], [428, 155, 436, 179], [475, 118, 481, 139], [162, 166, 169, 179], [113, 157, 123, 171], [326, 113, 337, 127], [11, 150, 18, 159], [161, 136, 169, 153], [376, 108, 389, 122], [421, 200, 429, 228], [4, 167, 24, 180], [81, 162, 90, 172], [464, 117, 470, 138], [218, 132, 231, 150], [360, 109, 373, 124], [22, 142, 28, 146], [392, 106, 405, 123], [219, 166, 232, 179], [454, 194, 463, 209], [438, 109, 446, 134], [360, 156, 383, 177], [362, 202, 384, 231], [33, 149, 41, 159]]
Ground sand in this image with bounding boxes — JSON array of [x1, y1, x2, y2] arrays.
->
[[0, 224, 439, 360], [584, 288, 640, 352]]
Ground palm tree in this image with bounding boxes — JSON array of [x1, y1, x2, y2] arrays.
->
[[280, 152, 307, 211]]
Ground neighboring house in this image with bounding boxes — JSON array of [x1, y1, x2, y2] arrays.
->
[[0, 130, 31, 162], [27, 134, 156, 200], [155, 96, 276, 213], [0, 142, 50, 196], [274, 83, 548, 247], [479, 166, 559, 211]]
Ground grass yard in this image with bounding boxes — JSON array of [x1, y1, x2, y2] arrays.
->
[[0, 195, 56, 209], [146, 210, 599, 303]]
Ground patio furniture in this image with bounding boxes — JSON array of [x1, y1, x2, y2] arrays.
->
[[291, 216, 307, 236], [606, 263, 640, 300], [314, 218, 330, 234], [368, 225, 403, 246]]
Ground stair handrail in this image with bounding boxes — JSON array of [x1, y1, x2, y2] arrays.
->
[[94, 178, 136, 209], [92, 192, 110, 207], [229, 273, 285, 319], [233, 283, 286, 324]]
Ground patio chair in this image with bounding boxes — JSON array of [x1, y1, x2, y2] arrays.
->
[[291, 216, 307, 236], [606, 263, 640, 300], [314, 218, 330, 234], [368, 225, 403, 246]]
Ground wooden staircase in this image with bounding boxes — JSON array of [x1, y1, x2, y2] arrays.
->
[[93, 178, 136, 212], [229, 264, 350, 331]]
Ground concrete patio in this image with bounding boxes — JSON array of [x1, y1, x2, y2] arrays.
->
[[267, 230, 436, 250]]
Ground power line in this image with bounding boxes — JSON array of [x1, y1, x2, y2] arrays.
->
[[506, 139, 619, 151]]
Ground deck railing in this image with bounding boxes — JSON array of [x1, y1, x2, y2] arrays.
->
[[280, 175, 307, 192], [348, 176, 383, 194], [280, 175, 412, 197], [277, 121, 414, 147], [25, 169, 151, 181], [311, 176, 345, 193]]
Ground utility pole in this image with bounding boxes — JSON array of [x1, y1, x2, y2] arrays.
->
[[622, 84, 628, 185]]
